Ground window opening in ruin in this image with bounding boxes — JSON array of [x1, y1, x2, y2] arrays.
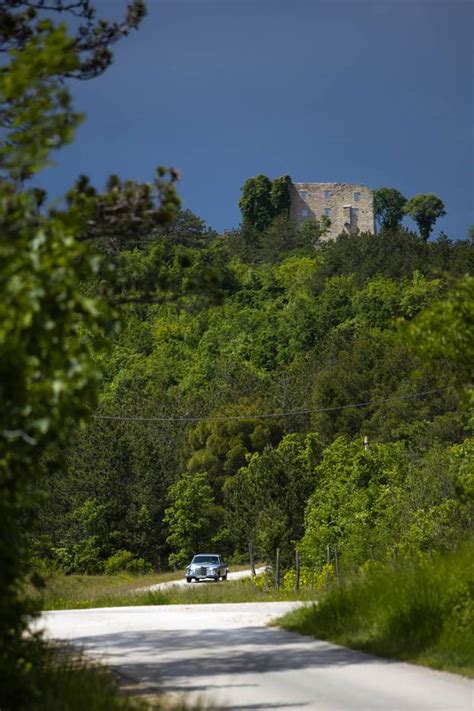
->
[[324, 208, 332, 217], [354, 192, 361, 201], [300, 191, 308, 199], [324, 190, 332, 199], [302, 209, 309, 217], [352, 208, 359, 217]]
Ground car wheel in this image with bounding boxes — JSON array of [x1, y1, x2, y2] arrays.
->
[[221, 572, 227, 581], [186, 577, 192, 583]]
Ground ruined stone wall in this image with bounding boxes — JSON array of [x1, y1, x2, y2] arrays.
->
[[290, 182, 374, 240]]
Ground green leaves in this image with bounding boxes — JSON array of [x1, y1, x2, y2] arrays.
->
[[164, 472, 221, 567], [0, 193, 108, 445], [226, 433, 320, 563], [373, 188, 446, 241], [300, 437, 469, 568], [404, 276, 474, 386], [0, 3, 147, 703], [30, 224, 473, 583], [0, 1, 146, 82], [270, 175, 292, 218], [61, 168, 181, 251], [374, 187, 407, 231], [239, 174, 293, 233], [0, 24, 82, 180], [0, 189, 111, 706], [404, 193, 446, 242]]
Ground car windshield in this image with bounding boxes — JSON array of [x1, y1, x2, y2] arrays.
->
[[192, 555, 219, 564]]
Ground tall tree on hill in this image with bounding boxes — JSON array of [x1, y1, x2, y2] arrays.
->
[[374, 187, 407, 231], [271, 175, 293, 218], [239, 174, 274, 232], [239, 174, 293, 233], [404, 193, 446, 242]]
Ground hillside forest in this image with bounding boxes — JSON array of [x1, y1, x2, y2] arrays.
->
[[29, 202, 474, 575]]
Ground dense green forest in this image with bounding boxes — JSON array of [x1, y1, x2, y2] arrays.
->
[[30, 213, 474, 574]]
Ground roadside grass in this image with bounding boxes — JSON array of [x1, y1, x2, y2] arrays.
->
[[129, 577, 316, 607], [26, 640, 213, 710], [34, 571, 182, 611], [277, 542, 474, 677], [39, 574, 316, 610]]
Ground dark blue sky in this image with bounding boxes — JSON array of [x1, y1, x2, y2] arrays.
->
[[43, 0, 473, 238]]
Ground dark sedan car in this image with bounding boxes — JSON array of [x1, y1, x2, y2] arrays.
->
[[185, 554, 228, 582]]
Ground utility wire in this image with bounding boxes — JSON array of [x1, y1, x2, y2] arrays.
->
[[92, 387, 450, 424]]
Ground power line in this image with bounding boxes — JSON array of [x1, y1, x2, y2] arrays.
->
[[92, 387, 450, 424]]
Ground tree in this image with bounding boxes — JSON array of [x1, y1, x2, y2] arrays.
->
[[0, 0, 145, 182], [185, 398, 283, 503], [258, 215, 331, 262], [0, 2, 163, 704], [164, 472, 221, 567], [239, 174, 294, 233], [163, 208, 218, 247], [226, 433, 320, 564], [0, 1, 145, 79], [311, 229, 473, 286], [270, 175, 292, 218], [0, 185, 110, 703], [59, 169, 181, 251], [405, 276, 474, 388], [239, 175, 273, 232], [259, 215, 299, 261], [404, 193, 446, 242], [374, 187, 407, 231], [298, 216, 331, 246]]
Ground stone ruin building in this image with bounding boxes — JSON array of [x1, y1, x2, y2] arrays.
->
[[290, 182, 375, 241]]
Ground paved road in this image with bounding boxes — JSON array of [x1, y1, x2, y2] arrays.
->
[[40, 602, 473, 710]]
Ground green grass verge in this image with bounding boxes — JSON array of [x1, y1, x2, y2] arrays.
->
[[38, 574, 315, 610], [35, 571, 182, 610], [127, 578, 316, 607], [277, 542, 474, 677]]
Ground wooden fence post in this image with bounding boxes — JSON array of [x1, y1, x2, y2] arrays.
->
[[326, 544, 331, 565], [295, 549, 300, 593], [392, 548, 398, 568], [275, 547, 281, 589], [334, 544, 340, 585], [249, 540, 256, 576]]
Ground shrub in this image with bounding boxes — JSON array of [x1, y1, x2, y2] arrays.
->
[[50, 547, 75, 575], [72, 537, 104, 574], [281, 563, 336, 592], [104, 550, 152, 575]]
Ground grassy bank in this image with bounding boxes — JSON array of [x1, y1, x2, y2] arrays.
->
[[38, 573, 315, 610], [278, 543, 474, 677]]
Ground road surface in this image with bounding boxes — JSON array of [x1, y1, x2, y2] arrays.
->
[[40, 602, 473, 710]]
